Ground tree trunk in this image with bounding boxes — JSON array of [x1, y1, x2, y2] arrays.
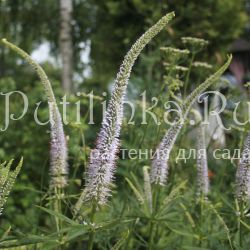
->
[[59, 0, 73, 93]]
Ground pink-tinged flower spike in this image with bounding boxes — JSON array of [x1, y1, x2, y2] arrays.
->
[[151, 55, 232, 185], [151, 123, 182, 185], [49, 102, 68, 188], [2, 39, 68, 189], [75, 12, 175, 208], [235, 132, 250, 201], [192, 109, 209, 197]]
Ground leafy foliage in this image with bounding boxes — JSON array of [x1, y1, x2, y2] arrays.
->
[[0, 158, 22, 215]]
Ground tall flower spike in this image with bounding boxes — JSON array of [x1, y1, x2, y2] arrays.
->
[[151, 123, 182, 185], [192, 109, 209, 197], [151, 55, 232, 185], [1, 39, 68, 189], [75, 12, 175, 208], [235, 132, 250, 201]]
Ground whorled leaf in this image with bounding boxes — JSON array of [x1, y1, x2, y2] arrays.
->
[[0, 158, 23, 215]]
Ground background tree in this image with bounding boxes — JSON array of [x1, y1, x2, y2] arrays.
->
[[59, 0, 74, 92], [89, 0, 247, 89]]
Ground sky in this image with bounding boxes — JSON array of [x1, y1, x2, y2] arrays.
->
[[31, 41, 91, 80]]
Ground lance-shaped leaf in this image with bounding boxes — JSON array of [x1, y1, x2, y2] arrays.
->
[[143, 166, 152, 213], [0, 158, 23, 215]]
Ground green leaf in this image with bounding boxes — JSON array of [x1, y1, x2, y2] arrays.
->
[[166, 225, 199, 239], [0, 158, 23, 215], [36, 206, 78, 225], [0, 226, 11, 241], [0, 234, 55, 248], [240, 219, 250, 230], [183, 247, 210, 250], [125, 178, 144, 204], [111, 230, 130, 250]]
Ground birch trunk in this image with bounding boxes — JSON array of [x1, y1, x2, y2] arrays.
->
[[59, 0, 73, 92]]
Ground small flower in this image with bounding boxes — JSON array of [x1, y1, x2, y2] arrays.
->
[[192, 61, 212, 69], [181, 37, 209, 46], [160, 47, 190, 63], [181, 37, 209, 53], [208, 170, 215, 179], [160, 47, 190, 55], [163, 62, 189, 72], [164, 76, 184, 92]]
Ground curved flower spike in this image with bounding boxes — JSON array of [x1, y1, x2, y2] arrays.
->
[[1, 39, 68, 189], [192, 109, 209, 197], [151, 55, 232, 185], [76, 12, 175, 208], [235, 132, 250, 201]]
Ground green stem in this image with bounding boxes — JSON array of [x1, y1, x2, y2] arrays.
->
[[238, 201, 244, 248], [54, 187, 61, 232], [54, 186, 63, 250], [123, 219, 137, 250], [198, 197, 204, 247], [87, 203, 97, 250], [148, 221, 155, 250], [184, 53, 195, 97], [148, 184, 161, 249]]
